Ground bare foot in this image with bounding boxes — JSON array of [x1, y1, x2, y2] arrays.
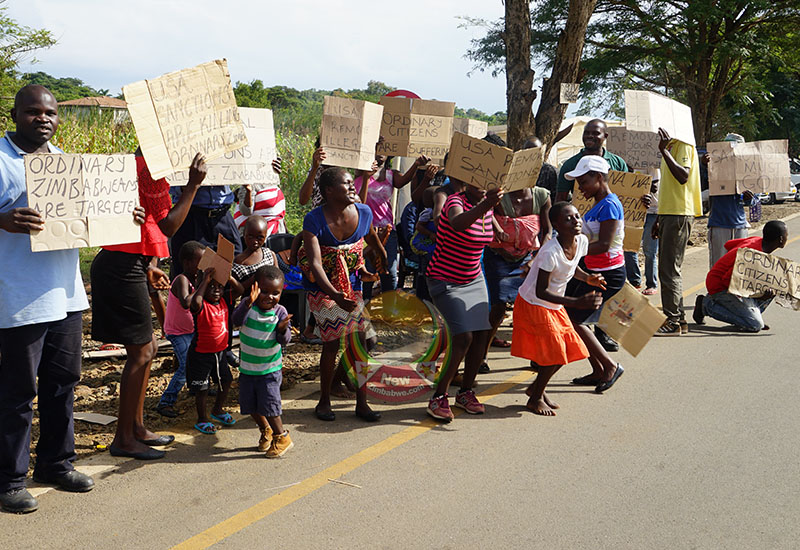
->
[[133, 428, 159, 441], [526, 397, 556, 416], [542, 391, 560, 410], [331, 382, 355, 399]]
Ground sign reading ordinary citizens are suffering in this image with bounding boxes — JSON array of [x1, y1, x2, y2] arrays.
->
[[597, 282, 667, 357], [569, 170, 651, 252], [445, 132, 544, 192], [26, 154, 140, 251], [707, 139, 791, 196], [728, 248, 800, 310], [168, 107, 279, 187], [624, 89, 696, 147], [124, 59, 248, 180], [377, 96, 455, 159], [320, 96, 384, 171], [606, 126, 662, 177]]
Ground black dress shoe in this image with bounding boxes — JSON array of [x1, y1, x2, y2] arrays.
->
[[32, 470, 94, 493], [595, 365, 624, 393], [477, 362, 491, 374], [355, 409, 381, 422], [109, 445, 166, 460], [138, 435, 175, 446], [0, 488, 38, 514], [314, 408, 336, 421]]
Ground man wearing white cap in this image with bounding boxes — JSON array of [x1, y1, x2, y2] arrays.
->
[[652, 128, 702, 334]]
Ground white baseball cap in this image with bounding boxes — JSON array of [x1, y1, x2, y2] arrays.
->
[[565, 155, 610, 180]]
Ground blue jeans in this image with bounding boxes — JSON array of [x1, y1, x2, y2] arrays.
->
[[158, 333, 192, 407], [624, 251, 641, 287], [702, 292, 772, 332], [642, 213, 658, 289], [364, 229, 399, 299]]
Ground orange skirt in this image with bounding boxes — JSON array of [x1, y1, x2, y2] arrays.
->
[[510, 295, 589, 366]]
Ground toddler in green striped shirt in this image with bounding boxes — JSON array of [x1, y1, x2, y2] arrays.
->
[[232, 265, 294, 458]]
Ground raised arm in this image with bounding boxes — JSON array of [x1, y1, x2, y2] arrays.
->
[[393, 155, 431, 188], [158, 153, 207, 237], [448, 189, 504, 233], [658, 128, 688, 185], [189, 267, 213, 313], [299, 148, 325, 206]]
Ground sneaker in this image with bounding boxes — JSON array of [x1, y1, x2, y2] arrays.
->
[[656, 320, 682, 335], [426, 394, 454, 421], [693, 295, 705, 325], [258, 426, 273, 452], [266, 431, 294, 458], [680, 321, 689, 334], [454, 390, 485, 415]]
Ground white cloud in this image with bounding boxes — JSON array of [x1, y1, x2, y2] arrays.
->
[[10, 0, 508, 114]]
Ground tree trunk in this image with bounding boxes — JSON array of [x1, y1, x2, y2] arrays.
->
[[534, 0, 598, 154], [504, 0, 536, 150]]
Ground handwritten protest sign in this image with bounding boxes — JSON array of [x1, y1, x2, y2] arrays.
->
[[445, 132, 543, 192], [198, 234, 235, 285], [728, 248, 800, 310], [707, 139, 790, 196], [606, 126, 661, 177], [452, 118, 489, 139], [378, 96, 454, 159], [320, 96, 383, 171], [168, 107, 278, 187], [124, 59, 247, 180], [597, 282, 667, 357], [560, 83, 580, 104], [26, 154, 140, 251], [624, 90, 695, 147], [569, 170, 650, 252]]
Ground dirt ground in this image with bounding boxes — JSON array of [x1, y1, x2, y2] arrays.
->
[[27, 200, 800, 468]]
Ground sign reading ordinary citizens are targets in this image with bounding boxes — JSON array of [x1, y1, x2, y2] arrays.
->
[[124, 59, 248, 180]]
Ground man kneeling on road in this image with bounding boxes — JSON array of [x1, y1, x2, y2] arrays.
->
[[693, 220, 788, 332]]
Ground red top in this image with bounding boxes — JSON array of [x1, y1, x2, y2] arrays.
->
[[104, 155, 172, 257], [705, 236, 762, 295], [425, 192, 494, 284], [193, 297, 229, 353]]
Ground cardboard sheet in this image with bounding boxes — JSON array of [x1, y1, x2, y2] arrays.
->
[[377, 96, 454, 159], [597, 282, 667, 357], [168, 107, 278, 187], [198, 234, 235, 285], [320, 96, 384, 171], [26, 154, 140, 251], [624, 90, 695, 147], [606, 126, 662, 177], [452, 118, 489, 139], [707, 139, 790, 196], [728, 248, 800, 310], [445, 132, 543, 192], [560, 83, 580, 104], [123, 59, 248, 180]]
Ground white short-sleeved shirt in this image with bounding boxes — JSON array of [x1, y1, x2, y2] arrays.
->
[[518, 234, 588, 310], [0, 133, 88, 328]]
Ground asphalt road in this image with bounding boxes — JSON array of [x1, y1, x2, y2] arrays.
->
[[4, 214, 800, 550]]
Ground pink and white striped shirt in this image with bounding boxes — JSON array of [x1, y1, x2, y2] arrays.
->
[[233, 186, 286, 236]]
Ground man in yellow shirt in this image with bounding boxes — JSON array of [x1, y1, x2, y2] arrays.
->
[[651, 127, 702, 334]]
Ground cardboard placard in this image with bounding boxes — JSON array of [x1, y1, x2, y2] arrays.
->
[[452, 118, 489, 139], [728, 248, 800, 310], [445, 132, 544, 192], [198, 234, 235, 285], [124, 59, 248, 180], [569, 170, 650, 252], [606, 126, 662, 177], [167, 107, 278, 187], [597, 282, 667, 357], [377, 96, 455, 159], [560, 83, 580, 104], [26, 154, 140, 251], [707, 139, 790, 196], [624, 89, 695, 147], [319, 96, 384, 171]]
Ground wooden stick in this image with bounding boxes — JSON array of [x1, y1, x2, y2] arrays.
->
[[327, 478, 362, 489]]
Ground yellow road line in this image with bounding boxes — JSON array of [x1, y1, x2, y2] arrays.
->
[[172, 370, 534, 550]]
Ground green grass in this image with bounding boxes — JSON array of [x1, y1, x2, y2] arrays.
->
[[79, 246, 98, 281]]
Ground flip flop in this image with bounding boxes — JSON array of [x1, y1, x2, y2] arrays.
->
[[194, 422, 218, 434], [642, 287, 658, 296], [211, 412, 236, 426], [490, 337, 511, 348]]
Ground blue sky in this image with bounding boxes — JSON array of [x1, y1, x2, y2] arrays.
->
[[12, 0, 519, 115]]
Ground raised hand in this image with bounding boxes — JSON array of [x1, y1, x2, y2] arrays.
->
[[187, 153, 207, 188]]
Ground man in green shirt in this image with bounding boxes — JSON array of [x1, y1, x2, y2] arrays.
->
[[555, 119, 629, 202]]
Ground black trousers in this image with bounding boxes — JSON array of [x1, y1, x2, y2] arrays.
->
[[169, 207, 242, 279], [0, 311, 83, 491]]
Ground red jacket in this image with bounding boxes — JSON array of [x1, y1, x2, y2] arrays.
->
[[705, 236, 762, 295]]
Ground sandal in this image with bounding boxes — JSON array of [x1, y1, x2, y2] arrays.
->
[[194, 422, 218, 434], [211, 412, 236, 425], [490, 337, 511, 348], [642, 287, 657, 296]]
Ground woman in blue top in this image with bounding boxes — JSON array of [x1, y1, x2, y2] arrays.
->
[[300, 167, 386, 422]]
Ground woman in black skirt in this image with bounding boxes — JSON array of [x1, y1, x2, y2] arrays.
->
[[91, 151, 207, 460]]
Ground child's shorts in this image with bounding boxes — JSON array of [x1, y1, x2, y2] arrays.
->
[[239, 370, 283, 417], [186, 348, 233, 391]]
